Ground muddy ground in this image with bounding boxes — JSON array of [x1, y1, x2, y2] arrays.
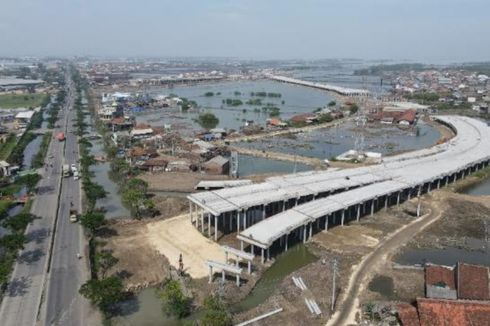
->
[[151, 195, 188, 219], [233, 202, 421, 325]]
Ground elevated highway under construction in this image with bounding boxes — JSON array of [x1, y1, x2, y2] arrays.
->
[[187, 116, 490, 260]]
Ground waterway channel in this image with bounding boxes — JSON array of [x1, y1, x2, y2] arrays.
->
[[113, 244, 317, 325]]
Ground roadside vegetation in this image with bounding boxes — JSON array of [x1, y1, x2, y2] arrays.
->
[[0, 201, 35, 295], [69, 69, 126, 319], [31, 132, 52, 168]]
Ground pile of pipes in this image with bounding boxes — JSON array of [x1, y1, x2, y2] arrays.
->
[[292, 276, 322, 316]]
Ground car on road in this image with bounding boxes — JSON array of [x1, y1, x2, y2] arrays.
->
[[69, 209, 79, 223], [70, 163, 77, 171], [73, 171, 79, 180]]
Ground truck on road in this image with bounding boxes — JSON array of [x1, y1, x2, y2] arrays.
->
[[69, 209, 79, 223], [62, 164, 70, 177]]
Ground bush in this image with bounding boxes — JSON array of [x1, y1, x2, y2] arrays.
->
[[200, 295, 232, 326], [79, 276, 125, 315], [197, 113, 219, 129], [157, 279, 192, 318]]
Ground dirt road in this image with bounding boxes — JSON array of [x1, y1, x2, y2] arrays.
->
[[327, 196, 444, 326]]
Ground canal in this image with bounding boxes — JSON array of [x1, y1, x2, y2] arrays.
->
[[112, 244, 317, 325]]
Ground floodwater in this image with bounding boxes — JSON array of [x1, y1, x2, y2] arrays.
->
[[232, 244, 317, 313], [112, 288, 179, 326], [137, 80, 335, 133], [238, 120, 441, 160], [89, 140, 130, 219], [113, 245, 317, 325], [237, 154, 312, 177], [396, 244, 490, 267], [463, 177, 490, 196], [22, 135, 41, 169]]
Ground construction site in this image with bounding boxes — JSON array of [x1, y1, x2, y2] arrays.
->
[[102, 112, 490, 325]]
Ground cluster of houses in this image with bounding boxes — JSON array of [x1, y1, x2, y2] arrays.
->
[[395, 262, 490, 326], [99, 92, 232, 176], [392, 69, 490, 115]]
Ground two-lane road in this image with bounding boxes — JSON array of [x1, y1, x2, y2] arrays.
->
[[44, 77, 92, 325]]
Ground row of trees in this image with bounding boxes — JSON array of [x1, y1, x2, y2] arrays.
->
[[71, 68, 126, 318]]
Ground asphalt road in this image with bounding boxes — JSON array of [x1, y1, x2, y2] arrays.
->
[[0, 71, 92, 326], [43, 76, 92, 325]]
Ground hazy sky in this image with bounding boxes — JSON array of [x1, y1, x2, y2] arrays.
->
[[1, 0, 489, 62]]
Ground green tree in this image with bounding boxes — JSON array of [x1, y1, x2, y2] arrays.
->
[[95, 250, 119, 278], [80, 211, 106, 235], [349, 104, 359, 115], [2, 213, 34, 232], [200, 295, 232, 326], [157, 279, 192, 318], [197, 113, 219, 130], [0, 234, 26, 251], [328, 100, 336, 107], [16, 173, 41, 193], [79, 276, 125, 314]]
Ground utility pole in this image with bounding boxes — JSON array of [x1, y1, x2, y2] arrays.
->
[[331, 259, 338, 311]]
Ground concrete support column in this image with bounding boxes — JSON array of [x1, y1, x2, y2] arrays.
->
[[247, 261, 251, 274], [262, 205, 266, 220], [189, 202, 193, 224], [237, 210, 241, 232], [251, 244, 254, 255], [207, 214, 211, 237], [341, 209, 345, 226], [236, 274, 240, 287], [267, 248, 270, 261], [309, 222, 312, 239], [214, 215, 218, 241], [371, 200, 375, 216], [208, 266, 213, 283], [285, 233, 289, 251], [325, 215, 329, 231], [222, 270, 225, 282], [244, 210, 247, 229], [357, 204, 361, 222], [261, 248, 265, 264], [427, 182, 431, 193], [201, 210, 204, 233], [303, 225, 307, 243], [437, 179, 441, 189], [240, 240, 244, 251], [397, 191, 401, 206], [385, 195, 388, 210]]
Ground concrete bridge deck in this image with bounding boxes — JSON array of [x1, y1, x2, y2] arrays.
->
[[188, 116, 490, 247]]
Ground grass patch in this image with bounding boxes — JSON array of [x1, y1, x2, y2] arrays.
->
[[0, 134, 18, 161], [0, 93, 48, 109]]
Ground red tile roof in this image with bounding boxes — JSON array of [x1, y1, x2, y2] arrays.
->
[[457, 263, 490, 300], [426, 265, 456, 290], [399, 109, 417, 123], [417, 298, 490, 326], [397, 303, 420, 326]]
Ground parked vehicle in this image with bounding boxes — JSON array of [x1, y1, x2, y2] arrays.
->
[[56, 132, 65, 141], [69, 209, 79, 223]]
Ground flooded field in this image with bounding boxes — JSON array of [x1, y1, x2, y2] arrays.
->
[[463, 177, 490, 196], [136, 80, 335, 133], [396, 244, 490, 267], [238, 120, 440, 159], [237, 154, 311, 177]]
